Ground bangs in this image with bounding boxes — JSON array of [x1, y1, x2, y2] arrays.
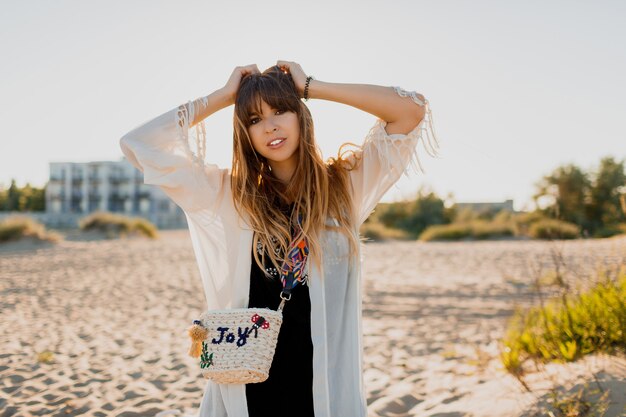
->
[[237, 73, 301, 125]]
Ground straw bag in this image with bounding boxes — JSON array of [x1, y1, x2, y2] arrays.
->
[[187, 213, 309, 385], [187, 305, 285, 384]]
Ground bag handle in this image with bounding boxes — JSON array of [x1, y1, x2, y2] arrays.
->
[[277, 212, 309, 311]]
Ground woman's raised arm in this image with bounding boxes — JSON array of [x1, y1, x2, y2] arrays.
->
[[118, 88, 234, 215], [119, 65, 261, 215], [308, 80, 426, 135], [308, 80, 440, 226]]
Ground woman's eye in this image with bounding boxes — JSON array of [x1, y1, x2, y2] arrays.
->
[[250, 110, 285, 125]]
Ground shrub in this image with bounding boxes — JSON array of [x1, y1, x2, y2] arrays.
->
[[453, 207, 481, 223], [528, 219, 580, 240], [493, 210, 514, 223], [78, 211, 158, 239], [419, 223, 473, 241], [592, 223, 626, 238], [0, 215, 62, 243], [419, 220, 516, 241], [471, 220, 516, 239], [374, 190, 448, 238], [529, 384, 611, 417], [132, 218, 159, 238], [360, 221, 411, 242], [511, 211, 546, 236], [500, 273, 626, 372]]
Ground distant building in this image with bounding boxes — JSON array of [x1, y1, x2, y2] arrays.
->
[[44, 158, 187, 228], [454, 199, 515, 213]]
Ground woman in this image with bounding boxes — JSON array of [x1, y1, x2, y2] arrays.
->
[[120, 60, 439, 417]]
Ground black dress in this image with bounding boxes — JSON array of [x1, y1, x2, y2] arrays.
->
[[245, 203, 315, 417]]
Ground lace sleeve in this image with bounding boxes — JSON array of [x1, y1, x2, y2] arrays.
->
[[119, 99, 225, 215], [179, 96, 211, 163], [348, 86, 440, 226]]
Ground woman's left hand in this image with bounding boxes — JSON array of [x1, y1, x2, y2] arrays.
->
[[276, 60, 309, 98]]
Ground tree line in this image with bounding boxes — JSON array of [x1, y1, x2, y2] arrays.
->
[[533, 156, 626, 237], [0, 180, 45, 211], [367, 156, 626, 239], [2, 156, 625, 238]]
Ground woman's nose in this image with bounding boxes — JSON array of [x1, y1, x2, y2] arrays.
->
[[265, 121, 278, 133]]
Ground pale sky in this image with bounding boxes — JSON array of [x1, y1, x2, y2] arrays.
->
[[1, 0, 625, 212]]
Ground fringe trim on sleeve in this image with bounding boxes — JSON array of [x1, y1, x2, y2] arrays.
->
[[364, 87, 441, 177], [176, 97, 209, 167]]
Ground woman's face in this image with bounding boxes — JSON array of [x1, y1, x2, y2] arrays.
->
[[247, 99, 300, 171]]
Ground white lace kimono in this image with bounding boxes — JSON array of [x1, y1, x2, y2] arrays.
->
[[119, 86, 438, 417]]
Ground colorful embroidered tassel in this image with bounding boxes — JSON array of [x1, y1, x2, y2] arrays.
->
[[188, 320, 209, 358]]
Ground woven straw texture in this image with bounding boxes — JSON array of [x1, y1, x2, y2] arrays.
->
[[197, 307, 283, 384]]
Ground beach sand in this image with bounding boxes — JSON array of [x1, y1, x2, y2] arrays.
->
[[1, 231, 625, 416]]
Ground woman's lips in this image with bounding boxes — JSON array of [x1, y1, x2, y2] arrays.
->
[[267, 138, 286, 149]]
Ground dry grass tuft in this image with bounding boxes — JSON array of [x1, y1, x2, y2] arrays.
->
[[78, 211, 159, 239], [0, 215, 63, 244]]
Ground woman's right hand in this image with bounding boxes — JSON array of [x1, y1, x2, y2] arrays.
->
[[222, 64, 261, 105]]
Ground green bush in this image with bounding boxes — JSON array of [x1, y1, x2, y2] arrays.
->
[[528, 219, 580, 240], [419, 220, 516, 241], [511, 211, 547, 236], [493, 210, 514, 223], [0, 215, 62, 243], [453, 207, 481, 223], [471, 220, 516, 239], [360, 221, 411, 241], [79, 211, 159, 239], [592, 223, 626, 238], [419, 223, 472, 241], [374, 190, 449, 238], [500, 273, 626, 374]]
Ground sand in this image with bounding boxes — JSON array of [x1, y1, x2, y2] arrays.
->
[[1, 231, 625, 417]]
